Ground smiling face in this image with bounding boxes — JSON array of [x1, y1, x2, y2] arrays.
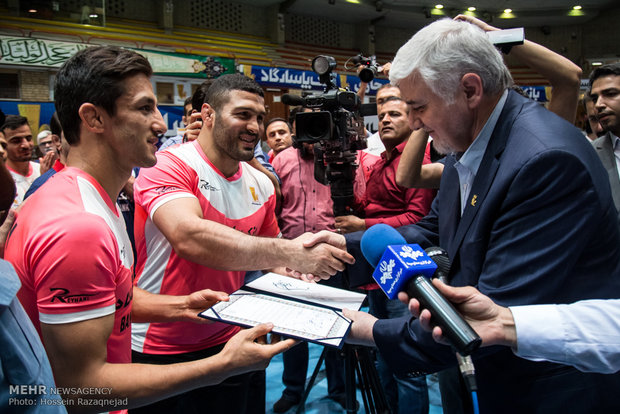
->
[[206, 90, 265, 172], [399, 73, 473, 154], [590, 74, 620, 137], [4, 123, 34, 163], [101, 73, 166, 169]]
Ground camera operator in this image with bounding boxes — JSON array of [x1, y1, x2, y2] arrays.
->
[[270, 113, 366, 412]]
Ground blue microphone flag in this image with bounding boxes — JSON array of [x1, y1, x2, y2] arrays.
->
[[372, 244, 437, 299]]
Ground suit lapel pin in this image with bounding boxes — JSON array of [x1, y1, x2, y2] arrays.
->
[[471, 194, 478, 207]]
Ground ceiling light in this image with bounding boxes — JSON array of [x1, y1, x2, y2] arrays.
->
[[500, 10, 515, 19], [346, 0, 361, 3], [591, 62, 603, 66], [435, 4, 444, 9], [568, 7, 585, 16], [468, 6, 476, 11], [28, 9, 37, 13], [89, 13, 98, 18]]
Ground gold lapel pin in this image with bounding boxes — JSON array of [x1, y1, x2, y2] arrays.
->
[[471, 194, 478, 207]]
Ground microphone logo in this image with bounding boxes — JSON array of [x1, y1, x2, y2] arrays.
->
[[379, 259, 396, 284], [399, 245, 424, 260]]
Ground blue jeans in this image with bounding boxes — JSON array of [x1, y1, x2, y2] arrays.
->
[[368, 289, 429, 414]]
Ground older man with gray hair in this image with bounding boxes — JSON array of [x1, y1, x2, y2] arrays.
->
[[319, 18, 620, 413]]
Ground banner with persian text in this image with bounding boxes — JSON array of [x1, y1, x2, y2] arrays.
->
[[241, 64, 389, 95], [0, 36, 234, 78]]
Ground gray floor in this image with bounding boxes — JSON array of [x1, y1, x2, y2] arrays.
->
[[265, 342, 443, 413]]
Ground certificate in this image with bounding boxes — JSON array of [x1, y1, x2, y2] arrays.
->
[[198, 272, 366, 348]]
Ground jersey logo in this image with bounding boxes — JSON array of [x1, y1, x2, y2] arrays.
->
[[198, 179, 220, 192], [49, 287, 96, 304], [249, 186, 259, 202], [155, 185, 182, 195]]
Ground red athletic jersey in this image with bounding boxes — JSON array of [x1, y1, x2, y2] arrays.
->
[[133, 140, 280, 354], [5, 167, 133, 364]]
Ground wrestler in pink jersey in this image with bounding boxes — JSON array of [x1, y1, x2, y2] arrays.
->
[[4, 46, 296, 413], [131, 73, 355, 413]]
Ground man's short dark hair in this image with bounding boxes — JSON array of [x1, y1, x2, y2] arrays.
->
[[50, 112, 62, 137], [204, 74, 264, 113], [265, 117, 291, 133], [589, 63, 620, 90], [54, 46, 153, 145], [1, 115, 28, 133], [191, 80, 214, 113], [377, 83, 399, 93]]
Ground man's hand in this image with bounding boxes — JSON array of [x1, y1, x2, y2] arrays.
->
[[184, 111, 203, 142], [335, 215, 366, 234], [380, 62, 392, 77], [219, 323, 297, 376], [39, 150, 58, 174], [288, 230, 355, 281], [398, 279, 517, 347], [131, 287, 229, 324], [180, 289, 230, 323], [342, 308, 377, 347], [454, 14, 498, 32]]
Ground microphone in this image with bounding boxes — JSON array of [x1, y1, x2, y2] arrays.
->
[[360, 224, 482, 356], [281, 94, 304, 106]]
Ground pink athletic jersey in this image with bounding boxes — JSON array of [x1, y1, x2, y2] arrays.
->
[[133, 140, 280, 354], [5, 167, 134, 364]]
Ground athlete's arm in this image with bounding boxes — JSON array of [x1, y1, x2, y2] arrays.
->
[[151, 197, 354, 279], [41, 315, 294, 412], [131, 286, 229, 324], [455, 14, 582, 122], [396, 129, 444, 189]]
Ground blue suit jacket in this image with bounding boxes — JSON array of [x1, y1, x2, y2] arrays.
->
[[352, 91, 620, 412]]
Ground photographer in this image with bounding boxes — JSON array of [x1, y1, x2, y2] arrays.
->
[[270, 114, 366, 412]]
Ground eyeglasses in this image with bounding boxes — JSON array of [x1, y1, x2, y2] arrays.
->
[[38, 135, 60, 149]]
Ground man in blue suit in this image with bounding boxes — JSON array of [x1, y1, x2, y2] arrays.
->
[[316, 18, 620, 413]]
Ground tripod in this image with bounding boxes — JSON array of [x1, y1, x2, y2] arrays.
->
[[296, 344, 389, 414]]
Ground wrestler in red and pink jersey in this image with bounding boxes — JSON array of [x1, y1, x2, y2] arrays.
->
[[5, 167, 134, 364], [133, 139, 279, 354]]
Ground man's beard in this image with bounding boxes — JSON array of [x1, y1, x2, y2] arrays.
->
[[212, 117, 256, 162]]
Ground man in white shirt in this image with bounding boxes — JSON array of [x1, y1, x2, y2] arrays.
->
[[403, 279, 620, 374], [1, 115, 40, 208]]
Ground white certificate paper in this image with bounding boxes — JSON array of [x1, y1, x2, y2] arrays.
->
[[198, 273, 366, 348]]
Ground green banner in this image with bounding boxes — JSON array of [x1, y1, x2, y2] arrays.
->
[[138, 49, 235, 78], [0, 35, 234, 78], [0, 36, 88, 67]]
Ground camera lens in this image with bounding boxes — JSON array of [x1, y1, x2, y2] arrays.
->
[[359, 66, 376, 83]]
